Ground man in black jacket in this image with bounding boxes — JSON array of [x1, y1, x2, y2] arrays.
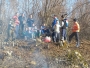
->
[[27, 14, 34, 28], [18, 13, 25, 37]]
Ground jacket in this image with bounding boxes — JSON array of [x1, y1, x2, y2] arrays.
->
[[13, 15, 19, 25], [61, 19, 68, 29], [52, 17, 59, 28], [72, 22, 80, 32], [27, 18, 34, 27]]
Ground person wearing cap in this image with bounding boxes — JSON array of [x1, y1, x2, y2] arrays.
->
[[69, 18, 80, 47]]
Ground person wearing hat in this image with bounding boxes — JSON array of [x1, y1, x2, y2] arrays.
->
[[69, 18, 80, 47]]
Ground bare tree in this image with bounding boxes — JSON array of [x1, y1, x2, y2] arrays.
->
[[3, 0, 90, 40], [67, 0, 90, 40]]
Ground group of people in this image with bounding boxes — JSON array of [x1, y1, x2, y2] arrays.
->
[[6, 12, 80, 47], [6, 12, 40, 41], [51, 14, 80, 47]]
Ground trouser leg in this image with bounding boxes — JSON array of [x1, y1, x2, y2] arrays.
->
[[15, 25, 19, 38], [75, 32, 79, 47], [69, 32, 75, 43], [52, 32, 54, 42], [54, 32, 57, 42], [62, 29, 66, 41], [64, 29, 67, 40], [56, 33, 60, 42]]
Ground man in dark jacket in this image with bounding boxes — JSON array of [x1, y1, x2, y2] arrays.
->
[[18, 13, 25, 37], [27, 14, 34, 28]]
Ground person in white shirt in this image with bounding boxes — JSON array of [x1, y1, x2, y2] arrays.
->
[[53, 20, 61, 42]]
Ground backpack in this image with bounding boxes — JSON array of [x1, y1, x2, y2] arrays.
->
[[62, 19, 68, 29], [65, 19, 68, 27]]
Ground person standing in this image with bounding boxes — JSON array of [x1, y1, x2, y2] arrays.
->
[[52, 15, 59, 29], [61, 15, 68, 42], [18, 13, 25, 37], [6, 19, 15, 41], [52, 15, 60, 42], [53, 20, 61, 42], [13, 12, 20, 39], [69, 18, 80, 47], [27, 14, 34, 29]]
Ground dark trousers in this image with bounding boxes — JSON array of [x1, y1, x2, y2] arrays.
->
[[52, 32, 60, 42], [55, 32, 60, 42], [52, 32, 55, 42], [19, 24, 24, 36], [69, 32, 79, 45]]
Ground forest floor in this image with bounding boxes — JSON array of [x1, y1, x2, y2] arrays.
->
[[0, 38, 90, 68]]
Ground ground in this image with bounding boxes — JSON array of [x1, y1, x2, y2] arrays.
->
[[0, 39, 90, 68]]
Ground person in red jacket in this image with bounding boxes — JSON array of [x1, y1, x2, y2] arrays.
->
[[69, 18, 80, 47], [13, 12, 20, 39]]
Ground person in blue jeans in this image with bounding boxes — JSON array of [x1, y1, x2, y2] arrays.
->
[[13, 12, 20, 39], [53, 20, 61, 42], [61, 14, 68, 42]]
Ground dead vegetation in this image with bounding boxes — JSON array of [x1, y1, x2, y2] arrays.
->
[[0, 38, 90, 68]]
